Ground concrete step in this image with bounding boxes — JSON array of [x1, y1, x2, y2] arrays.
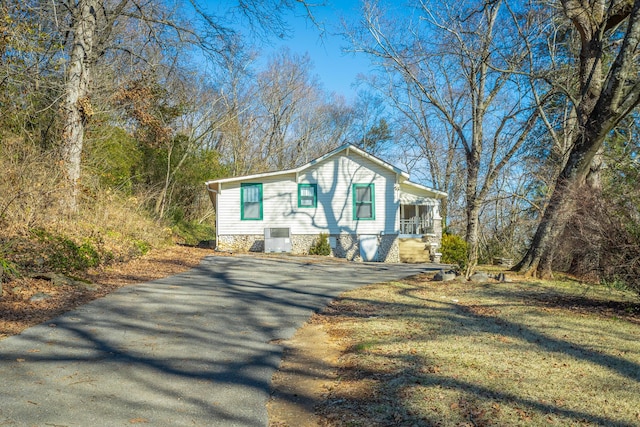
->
[[398, 238, 431, 263]]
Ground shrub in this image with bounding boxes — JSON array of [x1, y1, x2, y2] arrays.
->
[[31, 228, 101, 273], [309, 233, 331, 256], [555, 186, 640, 297], [170, 215, 215, 246], [133, 240, 151, 256], [441, 233, 468, 271], [0, 256, 19, 283]]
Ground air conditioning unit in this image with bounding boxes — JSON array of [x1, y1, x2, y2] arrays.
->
[[264, 227, 292, 253]]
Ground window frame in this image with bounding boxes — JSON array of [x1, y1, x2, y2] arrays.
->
[[352, 183, 375, 220], [297, 183, 318, 208], [241, 183, 263, 220]]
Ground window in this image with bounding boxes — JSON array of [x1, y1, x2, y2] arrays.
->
[[353, 183, 375, 220], [298, 184, 317, 208], [241, 183, 262, 220]]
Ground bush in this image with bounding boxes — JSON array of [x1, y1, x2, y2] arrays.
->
[[133, 240, 151, 256], [309, 233, 331, 256], [1, 256, 19, 283], [555, 186, 640, 297], [441, 233, 468, 271], [31, 228, 101, 273], [170, 214, 215, 246]]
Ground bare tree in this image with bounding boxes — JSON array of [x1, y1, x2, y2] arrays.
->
[[212, 45, 353, 175], [155, 78, 228, 219], [45, 0, 317, 210], [350, 0, 542, 275], [256, 49, 323, 169], [59, 0, 99, 210], [362, 72, 464, 227], [514, 0, 640, 278]]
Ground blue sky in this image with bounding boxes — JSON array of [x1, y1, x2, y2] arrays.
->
[[203, 0, 372, 100], [267, 1, 370, 100]]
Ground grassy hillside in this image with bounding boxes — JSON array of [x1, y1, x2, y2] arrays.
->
[[0, 138, 215, 284]]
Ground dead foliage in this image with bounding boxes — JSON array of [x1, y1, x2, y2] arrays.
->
[[1, 245, 211, 340], [555, 185, 640, 296]]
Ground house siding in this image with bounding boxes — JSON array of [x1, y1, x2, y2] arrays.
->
[[216, 152, 399, 237], [209, 145, 448, 263], [216, 174, 299, 236], [296, 152, 399, 234]]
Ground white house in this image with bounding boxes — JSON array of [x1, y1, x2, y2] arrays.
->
[[205, 144, 447, 263]]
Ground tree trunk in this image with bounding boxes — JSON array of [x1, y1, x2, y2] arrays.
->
[[464, 149, 481, 277], [61, 0, 98, 211], [465, 198, 481, 277], [514, 125, 613, 277], [514, 0, 640, 277], [512, 178, 575, 278]]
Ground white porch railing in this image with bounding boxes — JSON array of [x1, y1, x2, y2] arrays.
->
[[400, 216, 434, 235]]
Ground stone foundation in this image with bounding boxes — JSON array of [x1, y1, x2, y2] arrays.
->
[[217, 234, 265, 252], [378, 234, 400, 263], [217, 233, 400, 263]]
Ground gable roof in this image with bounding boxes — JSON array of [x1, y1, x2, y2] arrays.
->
[[205, 144, 408, 185], [205, 143, 446, 199]]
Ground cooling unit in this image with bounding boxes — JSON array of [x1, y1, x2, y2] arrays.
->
[[264, 227, 292, 253]]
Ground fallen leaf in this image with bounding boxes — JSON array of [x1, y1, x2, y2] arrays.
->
[[515, 408, 532, 421], [129, 417, 149, 424]]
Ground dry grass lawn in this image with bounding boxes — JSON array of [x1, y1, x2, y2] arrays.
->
[[313, 274, 640, 427]]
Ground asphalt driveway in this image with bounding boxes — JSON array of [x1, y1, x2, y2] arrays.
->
[[0, 254, 439, 426]]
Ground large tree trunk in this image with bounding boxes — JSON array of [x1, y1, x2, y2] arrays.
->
[[464, 147, 481, 277], [514, 130, 603, 277], [522, 124, 607, 273], [513, 176, 576, 278], [465, 198, 481, 276], [61, 0, 98, 211], [514, 0, 640, 277]]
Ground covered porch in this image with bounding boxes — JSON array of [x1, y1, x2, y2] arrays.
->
[[399, 204, 435, 236], [397, 183, 445, 263]]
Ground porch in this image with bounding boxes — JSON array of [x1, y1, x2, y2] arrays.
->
[[398, 204, 440, 263], [399, 204, 435, 236]]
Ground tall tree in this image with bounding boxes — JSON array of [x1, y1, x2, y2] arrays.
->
[[60, 0, 99, 210], [514, 0, 640, 278], [350, 0, 542, 275], [256, 49, 322, 169], [47, 0, 316, 210]]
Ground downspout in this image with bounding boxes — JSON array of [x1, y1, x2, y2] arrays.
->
[[206, 183, 219, 250]]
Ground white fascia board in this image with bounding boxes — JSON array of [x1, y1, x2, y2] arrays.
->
[[205, 169, 297, 185], [400, 179, 448, 199]]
